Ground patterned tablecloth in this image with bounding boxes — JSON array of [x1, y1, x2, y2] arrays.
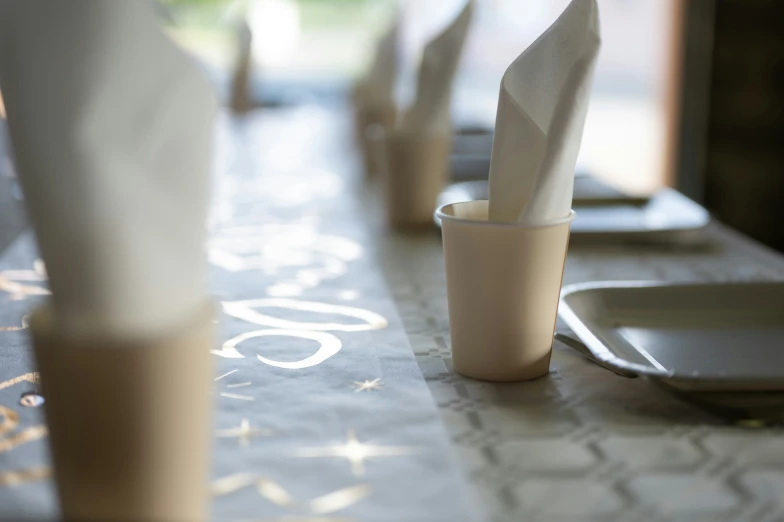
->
[[379, 194, 784, 522], [0, 107, 478, 521], [2, 104, 784, 522]]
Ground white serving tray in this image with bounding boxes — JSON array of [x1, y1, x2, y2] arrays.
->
[[559, 281, 784, 391], [436, 182, 710, 243]]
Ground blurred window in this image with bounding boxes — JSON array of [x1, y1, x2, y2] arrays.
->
[[165, 0, 676, 193]]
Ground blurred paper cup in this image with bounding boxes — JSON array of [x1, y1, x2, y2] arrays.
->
[[354, 102, 396, 179], [382, 129, 450, 229], [30, 304, 214, 522], [437, 200, 574, 381]]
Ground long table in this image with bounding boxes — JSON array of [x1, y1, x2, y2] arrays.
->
[[2, 104, 784, 521]]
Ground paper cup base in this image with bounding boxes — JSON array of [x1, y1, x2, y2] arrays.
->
[[453, 352, 551, 382], [30, 304, 215, 522], [438, 201, 573, 382]]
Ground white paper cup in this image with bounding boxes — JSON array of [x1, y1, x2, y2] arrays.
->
[[353, 102, 396, 179], [382, 129, 451, 229], [437, 201, 574, 381], [30, 304, 215, 521]]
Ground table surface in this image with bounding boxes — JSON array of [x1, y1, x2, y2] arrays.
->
[[381, 222, 784, 522], [0, 106, 479, 522], [370, 139, 784, 520], [3, 104, 784, 522]]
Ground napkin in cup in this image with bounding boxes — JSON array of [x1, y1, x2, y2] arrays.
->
[[400, 0, 474, 134], [356, 11, 400, 110], [229, 9, 255, 114], [0, 0, 217, 339], [488, 0, 600, 224]]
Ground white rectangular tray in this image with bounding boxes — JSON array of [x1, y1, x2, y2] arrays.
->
[[558, 281, 784, 391]]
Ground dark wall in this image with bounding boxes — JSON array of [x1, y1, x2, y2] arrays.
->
[[704, 0, 784, 251]]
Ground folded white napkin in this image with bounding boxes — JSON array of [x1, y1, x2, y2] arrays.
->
[[400, 0, 474, 134], [229, 11, 254, 113], [488, 0, 600, 224], [0, 0, 217, 338], [357, 12, 400, 109]]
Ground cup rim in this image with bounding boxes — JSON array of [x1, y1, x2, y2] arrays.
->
[[436, 200, 576, 229]]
